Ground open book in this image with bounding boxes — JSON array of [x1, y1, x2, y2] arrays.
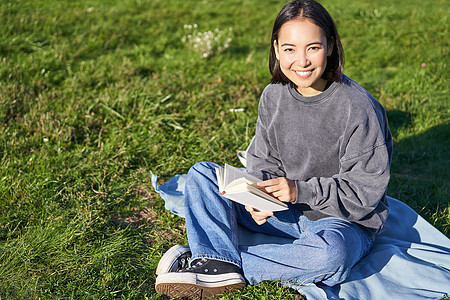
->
[[215, 164, 288, 212]]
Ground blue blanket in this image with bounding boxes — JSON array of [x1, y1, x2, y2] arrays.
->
[[152, 173, 450, 299]]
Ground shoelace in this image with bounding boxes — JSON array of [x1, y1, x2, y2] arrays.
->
[[185, 258, 207, 271], [178, 255, 191, 271], [185, 258, 220, 273]]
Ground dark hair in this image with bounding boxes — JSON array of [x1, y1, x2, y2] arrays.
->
[[269, 0, 344, 84]]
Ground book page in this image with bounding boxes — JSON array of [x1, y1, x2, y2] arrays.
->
[[224, 164, 261, 187], [225, 177, 252, 193], [215, 167, 225, 192], [224, 191, 288, 212], [246, 185, 286, 205]]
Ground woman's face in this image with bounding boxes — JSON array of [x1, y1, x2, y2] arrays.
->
[[274, 19, 332, 97]]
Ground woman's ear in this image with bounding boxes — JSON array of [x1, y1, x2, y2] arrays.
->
[[273, 40, 280, 60]]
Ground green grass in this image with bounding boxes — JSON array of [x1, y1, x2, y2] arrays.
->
[[0, 0, 448, 298]]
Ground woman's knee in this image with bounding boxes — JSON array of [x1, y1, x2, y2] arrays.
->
[[320, 231, 349, 268], [188, 161, 216, 176], [315, 230, 361, 285], [186, 161, 220, 192], [291, 230, 348, 269]]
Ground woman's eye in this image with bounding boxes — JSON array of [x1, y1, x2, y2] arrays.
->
[[284, 48, 294, 52]]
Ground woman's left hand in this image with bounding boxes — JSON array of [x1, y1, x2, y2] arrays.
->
[[245, 206, 273, 225], [257, 177, 297, 203]]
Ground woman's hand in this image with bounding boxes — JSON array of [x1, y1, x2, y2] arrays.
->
[[245, 206, 273, 225], [257, 177, 297, 203]]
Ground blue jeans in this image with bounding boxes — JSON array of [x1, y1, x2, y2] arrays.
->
[[184, 162, 373, 286]]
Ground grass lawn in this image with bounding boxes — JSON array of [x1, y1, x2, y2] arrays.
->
[[0, 0, 448, 298]]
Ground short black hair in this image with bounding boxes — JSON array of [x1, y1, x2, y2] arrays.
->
[[269, 0, 344, 84]]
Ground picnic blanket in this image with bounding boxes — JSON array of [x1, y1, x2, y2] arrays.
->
[[152, 172, 450, 300]]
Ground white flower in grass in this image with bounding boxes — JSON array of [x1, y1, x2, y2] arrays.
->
[[182, 25, 233, 58]]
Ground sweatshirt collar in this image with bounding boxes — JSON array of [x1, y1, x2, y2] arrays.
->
[[287, 79, 340, 105]]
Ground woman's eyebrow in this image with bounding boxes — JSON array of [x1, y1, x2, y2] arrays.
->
[[280, 43, 296, 47], [280, 42, 324, 47], [307, 42, 324, 47]]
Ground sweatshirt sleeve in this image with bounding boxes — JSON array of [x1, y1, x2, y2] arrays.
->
[[246, 116, 286, 180], [294, 107, 392, 234], [246, 87, 286, 180]]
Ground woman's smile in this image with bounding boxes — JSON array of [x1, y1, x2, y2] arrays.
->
[[294, 70, 313, 78]]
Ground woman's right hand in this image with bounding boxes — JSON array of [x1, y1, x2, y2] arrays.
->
[[245, 205, 273, 225]]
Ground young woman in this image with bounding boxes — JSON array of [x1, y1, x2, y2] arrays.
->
[[155, 0, 392, 299]]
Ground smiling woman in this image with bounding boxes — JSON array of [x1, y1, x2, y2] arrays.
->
[[155, 0, 393, 299]]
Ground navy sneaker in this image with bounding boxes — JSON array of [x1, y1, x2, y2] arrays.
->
[[155, 257, 246, 299]]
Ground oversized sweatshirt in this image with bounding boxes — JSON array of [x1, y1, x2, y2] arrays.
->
[[246, 75, 393, 237]]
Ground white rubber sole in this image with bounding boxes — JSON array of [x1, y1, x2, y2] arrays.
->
[[155, 272, 246, 299], [155, 244, 190, 275]]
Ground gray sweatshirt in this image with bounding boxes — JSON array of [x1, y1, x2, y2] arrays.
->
[[247, 75, 393, 237]]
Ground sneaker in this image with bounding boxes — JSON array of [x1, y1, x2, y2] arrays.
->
[[155, 258, 246, 299], [156, 245, 191, 275]]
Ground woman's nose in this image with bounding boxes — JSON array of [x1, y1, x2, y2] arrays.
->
[[296, 51, 309, 67]]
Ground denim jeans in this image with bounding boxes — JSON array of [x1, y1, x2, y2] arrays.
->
[[184, 161, 373, 286]]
